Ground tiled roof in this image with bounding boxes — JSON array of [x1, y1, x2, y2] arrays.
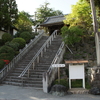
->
[[40, 15, 66, 26]]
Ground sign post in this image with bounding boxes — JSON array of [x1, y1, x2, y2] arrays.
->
[[52, 64, 65, 83], [65, 60, 88, 89]]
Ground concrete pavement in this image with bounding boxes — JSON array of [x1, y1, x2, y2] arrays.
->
[[0, 84, 100, 100]]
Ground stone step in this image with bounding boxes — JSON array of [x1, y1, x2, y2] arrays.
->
[[3, 81, 22, 86], [67, 88, 89, 94], [2, 35, 62, 88], [3, 80, 43, 87], [30, 74, 42, 78], [24, 83, 42, 88], [31, 70, 47, 72], [34, 67, 49, 70], [4, 78, 42, 84]]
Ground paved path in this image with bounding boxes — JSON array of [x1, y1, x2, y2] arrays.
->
[[0, 85, 100, 100]]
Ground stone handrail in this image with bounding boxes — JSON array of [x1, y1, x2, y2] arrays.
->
[[0, 30, 44, 80], [18, 30, 58, 78], [43, 42, 65, 93]]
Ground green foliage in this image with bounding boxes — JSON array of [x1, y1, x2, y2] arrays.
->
[[11, 38, 26, 49], [54, 79, 69, 87], [5, 42, 19, 51], [35, 2, 63, 23], [65, 68, 69, 77], [13, 32, 20, 38], [61, 26, 83, 45], [0, 53, 14, 61], [71, 79, 91, 89], [0, 60, 5, 69], [0, 0, 18, 31], [0, 45, 15, 60], [2, 33, 12, 44], [20, 32, 31, 43], [0, 39, 3, 46], [71, 79, 83, 88], [14, 12, 33, 33], [63, 0, 92, 34]]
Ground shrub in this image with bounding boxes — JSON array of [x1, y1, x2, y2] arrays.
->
[[13, 32, 20, 38], [0, 45, 15, 60], [2, 33, 12, 44], [20, 32, 31, 43], [0, 59, 5, 70], [0, 45, 15, 54], [54, 79, 69, 87], [5, 42, 19, 51], [0, 39, 3, 46], [0, 53, 14, 61], [61, 26, 83, 45], [11, 38, 26, 49]]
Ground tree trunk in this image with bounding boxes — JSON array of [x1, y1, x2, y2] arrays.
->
[[90, 0, 100, 66]]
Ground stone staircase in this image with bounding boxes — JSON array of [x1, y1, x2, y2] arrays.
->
[[2, 35, 62, 88], [2, 36, 48, 86]]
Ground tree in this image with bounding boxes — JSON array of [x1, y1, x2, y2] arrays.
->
[[14, 12, 33, 33], [0, 0, 18, 32], [21, 11, 34, 24], [89, 0, 100, 66], [64, 0, 92, 34], [35, 2, 63, 24], [61, 26, 83, 45]]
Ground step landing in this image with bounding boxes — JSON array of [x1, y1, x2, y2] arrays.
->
[[68, 88, 89, 94]]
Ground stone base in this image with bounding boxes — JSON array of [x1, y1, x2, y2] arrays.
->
[[50, 84, 68, 96], [89, 87, 100, 95], [68, 88, 89, 94]]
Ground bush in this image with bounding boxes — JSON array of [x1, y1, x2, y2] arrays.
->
[[20, 32, 31, 43], [0, 39, 3, 46], [0, 53, 14, 61], [61, 26, 83, 45], [5, 42, 19, 51], [11, 38, 26, 49], [2, 33, 12, 44], [54, 79, 69, 87], [13, 32, 20, 38], [0, 45, 15, 60], [0, 59, 5, 70]]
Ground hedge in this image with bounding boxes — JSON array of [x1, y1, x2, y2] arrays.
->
[[2, 33, 12, 44], [11, 37, 26, 49]]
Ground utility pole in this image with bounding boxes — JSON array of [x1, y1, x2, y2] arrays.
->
[[90, 0, 100, 66], [34, 12, 37, 33]]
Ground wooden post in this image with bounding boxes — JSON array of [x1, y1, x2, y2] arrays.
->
[[90, 0, 100, 66], [58, 67, 60, 83], [33, 62, 35, 70], [41, 51, 43, 57], [37, 56, 39, 63], [28, 69, 29, 78]]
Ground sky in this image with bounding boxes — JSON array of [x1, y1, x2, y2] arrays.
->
[[16, 0, 79, 15]]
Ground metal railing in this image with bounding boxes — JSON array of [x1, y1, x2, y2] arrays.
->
[[47, 42, 65, 74], [18, 30, 58, 79], [43, 41, 65, 93], [0, 30, 44, 80]]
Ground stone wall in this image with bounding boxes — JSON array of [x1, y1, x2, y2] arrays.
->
[[88, 67, 100, 88]]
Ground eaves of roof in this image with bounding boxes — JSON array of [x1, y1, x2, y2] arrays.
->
[[40, 15, 67, 26]]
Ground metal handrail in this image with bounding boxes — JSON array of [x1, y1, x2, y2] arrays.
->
[[42, 41, 65, 93], [47, 42, 65, 74], [0, 30, 44, 80], [18, 30, 58, 78]]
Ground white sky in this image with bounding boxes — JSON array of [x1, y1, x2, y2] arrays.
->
[[16, 0, 79, 15]]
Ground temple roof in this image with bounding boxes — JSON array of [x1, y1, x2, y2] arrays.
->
[[40, 15, 66, 26]]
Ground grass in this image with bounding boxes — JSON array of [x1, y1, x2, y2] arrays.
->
[[71, 79, 91, 89]]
